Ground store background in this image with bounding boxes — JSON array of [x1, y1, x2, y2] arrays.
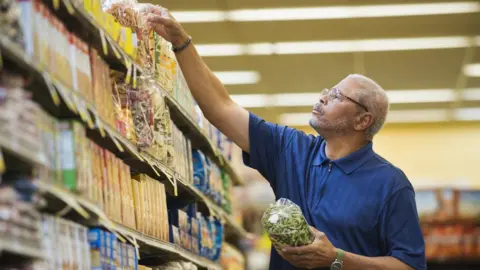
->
[[157, 0, 480, 269]]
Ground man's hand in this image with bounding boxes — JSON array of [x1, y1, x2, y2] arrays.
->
[[278, 227, 337, 269], [145, 6, 190, 48]]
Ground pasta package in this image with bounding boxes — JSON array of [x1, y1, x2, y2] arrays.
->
[[262, 198, 315, 248]]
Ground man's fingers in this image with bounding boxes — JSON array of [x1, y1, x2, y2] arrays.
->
[[282, 244, 316, 255], [147, 14, 172, 26]]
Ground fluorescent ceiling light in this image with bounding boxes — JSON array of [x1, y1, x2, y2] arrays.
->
[[196, 36, 477, 57], [386, 109, 449, 123], [171, 11, 226, 23], [464, 63, 480, 77], [213, 71, 260, 85], [172, 2, 480, 23], [194, 44, 244, 57], [230, 94, 268, 108], [279, 108, 480, 126], [463, 88, 480, 100], [455, 108, 480, 121], [279, 113, 312, 126], [387, 89, 455, 103], [231, 89, 480, 108]]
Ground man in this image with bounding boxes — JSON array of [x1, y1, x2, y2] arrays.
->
[[146, 7, 426, 270]]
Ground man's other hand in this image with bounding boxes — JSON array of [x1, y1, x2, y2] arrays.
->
[[278, 227, 337, 269]]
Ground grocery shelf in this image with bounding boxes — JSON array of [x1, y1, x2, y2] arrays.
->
[[40, 0, 244, 187], [0, 233, 46, 261], [115, 223, 222, 270], [0, 29, 248, 247], [35, 181, 221, 270], [163, 93, 245, 187]]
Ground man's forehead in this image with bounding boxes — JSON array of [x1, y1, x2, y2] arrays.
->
[[334, 77, 358, 93]]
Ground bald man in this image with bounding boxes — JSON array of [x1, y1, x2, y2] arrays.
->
[[146, 8, 426, 270]]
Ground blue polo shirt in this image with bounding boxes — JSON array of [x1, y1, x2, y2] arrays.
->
[[243, 113, 426, 270]]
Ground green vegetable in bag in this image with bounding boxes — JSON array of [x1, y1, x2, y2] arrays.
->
[[262, 198, 315, 248]]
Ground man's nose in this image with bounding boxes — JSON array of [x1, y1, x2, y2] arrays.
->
[[320, 95, 328, 105]]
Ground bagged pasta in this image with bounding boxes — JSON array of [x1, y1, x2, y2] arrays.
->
[[262, 198, 315, 248]]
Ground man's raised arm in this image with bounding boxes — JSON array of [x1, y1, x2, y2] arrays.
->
[[146, 8, 250, 153]]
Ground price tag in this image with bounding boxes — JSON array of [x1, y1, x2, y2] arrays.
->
[[96, 116, 106, 138], [42, 72, 61, 106], [125, 61, 132, 84], [63, 0, 75, 14], [53, 0, 60, 10], [56, 82, 78, 113], [109, 39, 122, 60], [100, 30, 109, 55], [50, 185, 90, 219], [0, 48, 3, 70], [107, 130, 124, 152], [99, 218, 126, 242], [76, 97, 94, 128], [0, 150, 5, 174], [125, 142, 144, 162], [148, 161, 160, 177], [133, 65, 137, 88]]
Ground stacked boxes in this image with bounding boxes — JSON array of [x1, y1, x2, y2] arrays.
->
[[57, 121, 92, 193], [132, 174, 169, 241], [39, 215, 91, 270], [89, 228, 138, 270]]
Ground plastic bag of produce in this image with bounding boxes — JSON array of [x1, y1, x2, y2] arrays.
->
[[262, 198, 315, 248]]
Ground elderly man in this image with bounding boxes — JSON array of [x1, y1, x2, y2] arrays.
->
[[146, 7, 426, 270]]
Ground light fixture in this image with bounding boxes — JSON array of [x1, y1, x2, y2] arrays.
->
[[230, 94, 268, 108], [195, 36, 477, 57], [386, 109, 449, 123], [463, 63, 480, 77], [171, 2, 480, 23], [194, 44, 244, 57], [230, 88, 480, 108], [463, 88, 480, 100], [213, 71, 260, 85], [454, 108, 480, 121]]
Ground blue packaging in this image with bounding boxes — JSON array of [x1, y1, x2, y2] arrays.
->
[[192, 150, 210, 193], [88, 228, 103, 270]]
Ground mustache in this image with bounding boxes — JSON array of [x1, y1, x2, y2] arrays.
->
[[313, 103, 324, 114]]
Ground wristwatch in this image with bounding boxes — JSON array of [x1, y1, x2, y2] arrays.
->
[[330, 248, 344, 270]]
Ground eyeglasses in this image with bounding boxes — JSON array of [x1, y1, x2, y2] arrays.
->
[[320, 87, 369, 112]]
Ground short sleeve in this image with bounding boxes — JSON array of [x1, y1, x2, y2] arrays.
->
[[380, 187, 427, 270], [242, 113, 296, 186]]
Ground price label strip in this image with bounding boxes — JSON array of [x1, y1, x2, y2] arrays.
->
[[125, 60, 132, 84], [55, 81, 78, 113], [63, 0, 75, 15], [0, 48, 3, 70], [42, 72, 61, 106], [95, 116, 106, 138], [53, 0, 60, 10], [108, 38, 122, 60], [0, 150, 5, 174], [100, 30, 109, 55]]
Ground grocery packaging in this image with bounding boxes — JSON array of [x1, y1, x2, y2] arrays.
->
[[262, 198, 314, 248]]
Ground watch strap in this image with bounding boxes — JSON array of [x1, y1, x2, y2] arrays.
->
[[336, 248, 344, 262]]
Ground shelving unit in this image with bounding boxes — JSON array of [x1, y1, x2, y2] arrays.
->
[[0, 0, 249, 268]]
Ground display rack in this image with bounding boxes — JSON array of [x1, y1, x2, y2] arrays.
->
[[0, 35, 248, 242], [0, 0, 248, 268]]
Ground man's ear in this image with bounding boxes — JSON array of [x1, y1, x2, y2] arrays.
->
[[354, 113, 374, 132]]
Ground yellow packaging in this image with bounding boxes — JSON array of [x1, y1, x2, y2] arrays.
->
[[123, 27, 132, 56], [83, 0, 92, 14], [132, 178, 141, 232]]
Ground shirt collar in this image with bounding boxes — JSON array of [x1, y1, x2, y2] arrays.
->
[[313, 140, 375, 174]]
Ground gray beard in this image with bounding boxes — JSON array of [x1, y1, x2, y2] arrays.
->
[[310, 117, 351, 138]]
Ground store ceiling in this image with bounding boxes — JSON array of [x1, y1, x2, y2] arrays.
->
[[150, 0, 480, 125]]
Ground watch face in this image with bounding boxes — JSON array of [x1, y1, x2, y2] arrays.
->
[[330, 261, 342, 270]]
